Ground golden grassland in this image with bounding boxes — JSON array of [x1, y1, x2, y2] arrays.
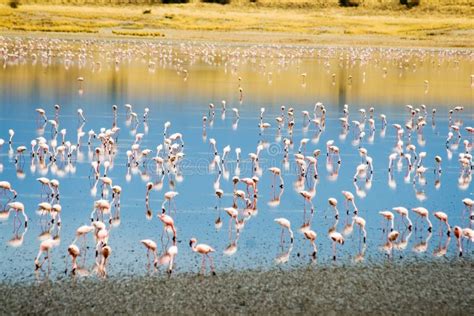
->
[[0, 1, 472, 47]]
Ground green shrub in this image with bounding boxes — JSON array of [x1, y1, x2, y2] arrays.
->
[[161, 0, 190, 3], [339, 0, 359, 7], [9, 0, 20, 8], [201, 0, 231, 5]]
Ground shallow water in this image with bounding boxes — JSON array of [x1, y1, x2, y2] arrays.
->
[[0, 38, 473, 282]]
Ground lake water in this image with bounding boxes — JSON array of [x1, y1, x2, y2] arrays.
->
[[0, 37, 473, 282]]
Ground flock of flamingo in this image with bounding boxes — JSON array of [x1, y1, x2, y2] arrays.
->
[[0, 38, 473, 279], [0, 99, 472, 277]]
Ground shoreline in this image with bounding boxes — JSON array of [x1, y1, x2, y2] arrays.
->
[[2, 30, 474, 51], [1, 260, 473, 314]]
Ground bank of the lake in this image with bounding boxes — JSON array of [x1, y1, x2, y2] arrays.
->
[[1, 260, 472, 314]]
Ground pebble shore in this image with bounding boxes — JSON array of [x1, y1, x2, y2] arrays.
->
[[1, 260, 472, 315]]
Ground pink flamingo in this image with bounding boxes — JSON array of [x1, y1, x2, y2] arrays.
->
[[433, 211, 451, 236], [274, 218, 294, 244], [35, 239, 56, 270], [141, 239, 158, 266], [303, 229, 318, 258], [158, 211, 177, 242], [328, 228, 344, 260], [379, 210, 394, 232], [65, 244, 80, 275], [190, 237, 216, 275], [412, 207, 433, 232]]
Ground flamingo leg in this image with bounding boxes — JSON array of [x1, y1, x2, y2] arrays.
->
[[311, 241, 317, 257], [208, 254, 216, 275], [200, 255, 205, 274]]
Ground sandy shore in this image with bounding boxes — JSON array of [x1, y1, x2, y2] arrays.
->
[[1, 260, 472, 314]]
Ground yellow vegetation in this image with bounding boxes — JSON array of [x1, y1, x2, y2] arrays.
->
[[0, 1, 472, 47]]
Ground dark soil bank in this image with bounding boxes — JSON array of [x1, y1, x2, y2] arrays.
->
[[1, 261, 473, 315]]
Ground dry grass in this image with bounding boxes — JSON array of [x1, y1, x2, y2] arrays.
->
[[0, 1, 472, 46], [112, 29, 165, 37]]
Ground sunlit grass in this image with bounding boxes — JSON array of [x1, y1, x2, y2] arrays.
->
[[0, 2, 472, 46], [112, 30, 165, 37]]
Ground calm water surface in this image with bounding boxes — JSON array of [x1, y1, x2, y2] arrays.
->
[[0, 38, 473, 282]]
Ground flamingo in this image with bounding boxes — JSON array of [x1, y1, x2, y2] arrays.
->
[[300, 190, 314, 214], [433, 211, 451, 236], [7, 202, 28, 227], [328, 198, 339, 219], [162, 191, 179, 213], [453, 226, 463, 256], [379, 210, 394, 232], [15, 146, 27, 164], [462, 198, 473, 217], [66, 244, 80, 275], [158, 211, 177, 242], [96, 244, 112, 277], [303, 229, 318, 258], [341, 190, 358, 214], [35, 239, 56, 270], [8, 129, 14, 145], [36, 108, 48, 122], [392, 207, 413, 231], [77, 108, 86, 122], [385, 230, 400, 258], [412, 207, 433, 232], [0, 181, 17, 199], [352, 215, 367, 243], [434, 155, 442, 174], [328, 229, 344, 261], [140, 239, 158, 265], [269, 167, 284, 189], [72, 225, 94, 245], [189, 238, 216, 275], [274, 218, 294, 244], [145, 182, 153, 204], [214, 188, 224, 210]]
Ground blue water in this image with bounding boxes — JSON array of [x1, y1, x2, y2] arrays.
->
[[0, 38, 473, 282]]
